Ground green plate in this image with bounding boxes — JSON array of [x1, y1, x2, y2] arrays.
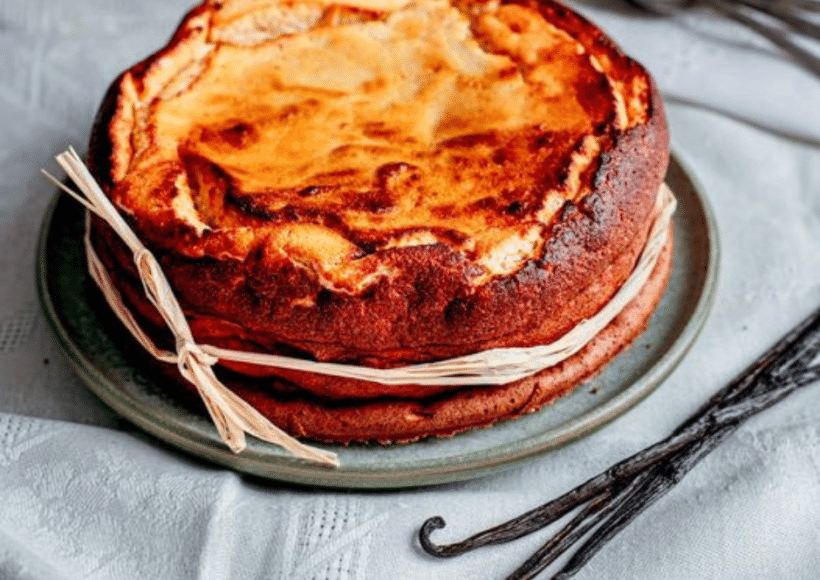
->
[[37, 154, 719, 489]]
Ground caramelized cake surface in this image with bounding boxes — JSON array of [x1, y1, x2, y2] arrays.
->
[[97, 0, 654, 287]]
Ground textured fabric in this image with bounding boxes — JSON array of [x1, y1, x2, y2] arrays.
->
[[2, 1, 820, 578]]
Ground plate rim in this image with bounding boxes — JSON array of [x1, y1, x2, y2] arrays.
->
[[36, 152, 720, 489]]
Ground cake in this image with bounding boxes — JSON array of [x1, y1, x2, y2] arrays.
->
[[86, 0, 672, 444]]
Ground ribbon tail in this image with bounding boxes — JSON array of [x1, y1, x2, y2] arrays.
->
[[184, 359, 248, 453], [183, 354, 339, 466], [217, 384, 340, 467]]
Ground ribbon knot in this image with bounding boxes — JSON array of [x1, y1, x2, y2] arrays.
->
[[177, 339, 220, 381]]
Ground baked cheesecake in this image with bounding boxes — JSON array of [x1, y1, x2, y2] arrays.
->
[[87, 0, 671, 443]]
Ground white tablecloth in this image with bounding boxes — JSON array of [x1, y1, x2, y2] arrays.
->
[[2, 1, 820, 578]]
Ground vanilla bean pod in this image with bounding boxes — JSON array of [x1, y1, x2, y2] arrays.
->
[[676, 305, 820, 433], [420, 305, 820, 578], [504, 495, 611, 580], [540, 368, 820, 580], [419, 398, 739, 556], [504, 480, 644, 580], [512, 411, 753, 580], [706, 0, 820, 78], [530, 358, 820, 580], [733, 0, 820, 15], [418, 423, 706, 557], [731, 0, 820, 38], [549, 451, 708, 580]]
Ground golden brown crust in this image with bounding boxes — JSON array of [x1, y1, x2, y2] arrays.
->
[[86, 0, 671, 435]]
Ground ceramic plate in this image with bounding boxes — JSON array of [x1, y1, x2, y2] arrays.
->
[[37, 154, 719, 489]]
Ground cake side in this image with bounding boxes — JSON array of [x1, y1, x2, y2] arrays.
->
[[143, 230, 673, 443]]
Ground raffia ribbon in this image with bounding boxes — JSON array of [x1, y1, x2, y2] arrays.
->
[[44, 147, 675, 467]]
